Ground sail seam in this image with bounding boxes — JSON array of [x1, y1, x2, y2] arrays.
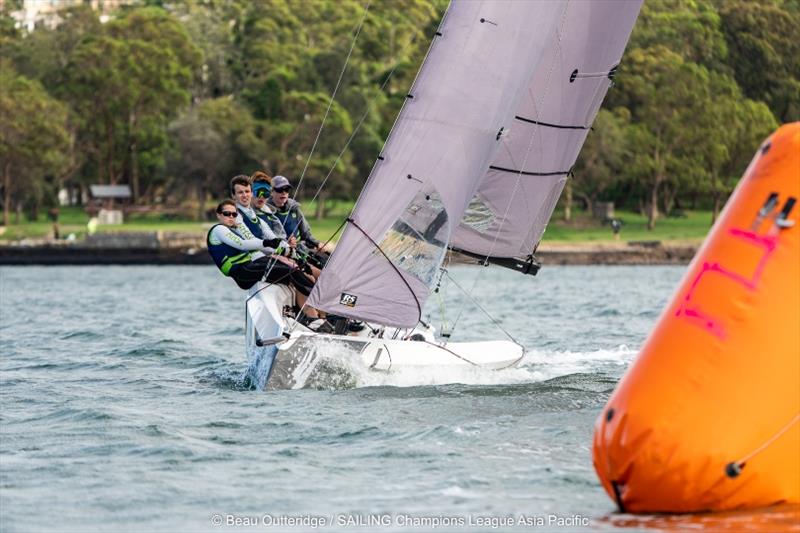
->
[[514, 115, 587, 130], [346, 218, 423, 324], [489, 165, 570, 177]]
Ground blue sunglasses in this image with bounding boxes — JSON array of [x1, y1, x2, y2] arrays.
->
[[252, 184, 271, 198]]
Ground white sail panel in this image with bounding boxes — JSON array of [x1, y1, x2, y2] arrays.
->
[[451, 0, 643, 258], [308, 1, 568, 327]]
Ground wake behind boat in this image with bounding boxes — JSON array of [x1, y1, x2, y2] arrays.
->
[[244, 0, 643, 390]]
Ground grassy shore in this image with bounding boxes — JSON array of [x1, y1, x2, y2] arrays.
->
[[0, 202, 714, 244]]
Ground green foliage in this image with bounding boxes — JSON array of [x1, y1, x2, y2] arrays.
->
[[629, 0, 728, 66], [718, 0, 800, 121], [0, 61, 70, 225], [59, 6, 201, 201], [1, 0, 794, 237]]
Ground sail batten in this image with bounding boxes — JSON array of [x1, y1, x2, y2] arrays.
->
[[452, 0, 643, 260], [308, 0, 642, 328], [489, 165, 571, 177], [514, 116, 588, 130]]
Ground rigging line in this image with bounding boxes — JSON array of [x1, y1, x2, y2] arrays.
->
[[346, 217, 423, 323], [421, 340, 479, 366], [443, 270, 521, 346], [285, 217, 349, 336], [316, 216, 349, 257], [343, 2, 452, 221], [727, 413, 800, 476], [293, 0, 372, 199], [287, 217, 422, 336], [305, 34, 418, 208], [242, 263, 298, 343], [448, 1, 571, 336], [244, 258, 294, 305]]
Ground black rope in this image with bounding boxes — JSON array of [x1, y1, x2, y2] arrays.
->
[[317, 217, 349, 257], [345, 217, 423, 324]]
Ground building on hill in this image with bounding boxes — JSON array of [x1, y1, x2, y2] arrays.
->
[[9, 0, 134, 31]]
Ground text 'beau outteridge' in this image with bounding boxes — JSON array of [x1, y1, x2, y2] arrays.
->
[[215, 513, 591, 528]]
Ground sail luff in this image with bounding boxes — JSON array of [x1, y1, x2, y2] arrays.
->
[[342, 4, 454, 223]]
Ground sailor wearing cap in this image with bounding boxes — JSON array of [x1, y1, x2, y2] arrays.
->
[[268, 176, 329, 266]]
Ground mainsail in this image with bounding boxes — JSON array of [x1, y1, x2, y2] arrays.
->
[[308, 0, 642, 328], [451, 1, 642, 264]]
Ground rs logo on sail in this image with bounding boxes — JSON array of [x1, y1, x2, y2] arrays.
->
[[339, 293, 358, 307]]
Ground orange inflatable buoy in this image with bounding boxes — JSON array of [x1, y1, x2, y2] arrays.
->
[[593, 123, 800, 513]]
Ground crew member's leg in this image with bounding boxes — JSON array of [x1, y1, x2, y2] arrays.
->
[[229, 256, 276, 290]]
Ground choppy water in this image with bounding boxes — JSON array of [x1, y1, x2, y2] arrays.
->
[[1, 265, 797, 532]]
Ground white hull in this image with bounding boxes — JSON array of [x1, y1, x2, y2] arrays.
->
[[244, 283, 524, 390]]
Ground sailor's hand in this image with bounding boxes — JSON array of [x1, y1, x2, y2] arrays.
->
[[288, 235, 298, 247], [273, 255, 294, 267], [263, 237, 283, 249]]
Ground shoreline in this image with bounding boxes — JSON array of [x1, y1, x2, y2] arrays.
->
[[0, 232, 698, 266]]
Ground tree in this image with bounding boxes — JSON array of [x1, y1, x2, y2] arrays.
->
[[718, 0, 800, 122], [627, 0, 728, 67], [195, 96, 262, 189], [616, 47, 720, 229], [166, 110, 228, 219], [0, 63, 69, 225], [63, 7, 201, 201], [703, 90, 777, 223], [570, 108, 631, 219]]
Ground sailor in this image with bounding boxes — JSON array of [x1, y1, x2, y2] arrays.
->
[[268, 175, 330, 268], [207, 199, 330, 329], [251, 172, 322, 281], [249, 172, 291, 242], [229, 174, 267, 239]]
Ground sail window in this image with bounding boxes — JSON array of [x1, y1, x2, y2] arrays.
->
[[461, 194, 496, 233], [375, 189, 449, 287]]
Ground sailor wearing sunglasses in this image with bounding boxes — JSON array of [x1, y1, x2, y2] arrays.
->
[[268, 175, 330, 269], [250, 172, 290, 245], [207, 199, 327, 327]]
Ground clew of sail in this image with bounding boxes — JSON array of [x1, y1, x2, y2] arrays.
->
[[451, 0, 643, 264], [308, 0, 642, 328]]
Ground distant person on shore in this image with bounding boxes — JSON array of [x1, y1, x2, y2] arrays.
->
[[49, 207, 60, 240], [268, 175, 330, 268], [610, 218, 622, 241], [207, 199, 329, 328], [87, 214, 99, 235]]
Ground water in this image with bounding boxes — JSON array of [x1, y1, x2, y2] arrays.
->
[[1, 265, 797, 532]]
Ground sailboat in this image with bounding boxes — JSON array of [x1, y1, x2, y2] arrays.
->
[[244, 0, 643, 390]]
